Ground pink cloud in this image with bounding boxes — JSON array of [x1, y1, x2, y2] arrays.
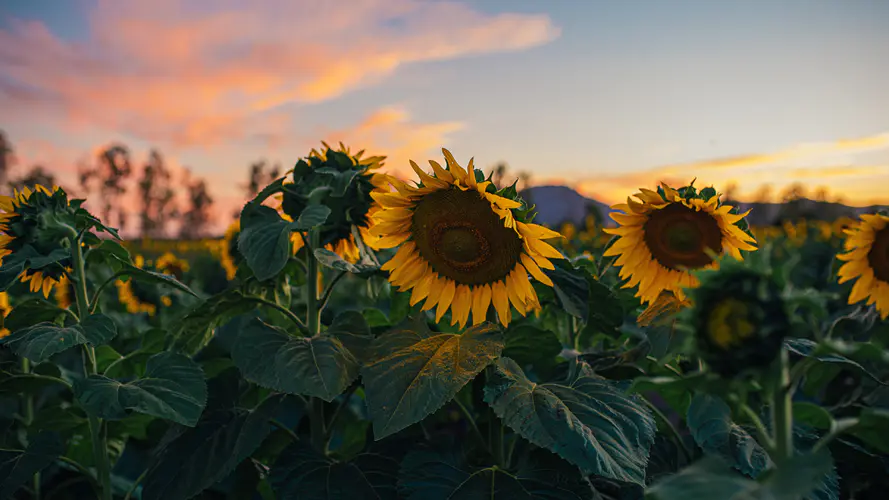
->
[[0, 0, 559, 148]]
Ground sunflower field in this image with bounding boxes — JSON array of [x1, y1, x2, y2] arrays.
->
[[1, 144, 888, 500]]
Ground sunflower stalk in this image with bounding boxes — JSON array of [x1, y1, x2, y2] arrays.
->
[[69, 234, 112, 500], [21, 357, 40, 500], [304, 228, 326, 452], [771, 347, 794, 463]]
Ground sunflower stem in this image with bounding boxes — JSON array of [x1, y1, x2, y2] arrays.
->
[[771, 347, 794, 464], [305, 228, 326, 453], [69, 235, 112, 500], [21, 358, 40, 500]]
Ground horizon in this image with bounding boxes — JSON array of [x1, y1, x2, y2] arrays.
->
[[2, 0, 888, 235]]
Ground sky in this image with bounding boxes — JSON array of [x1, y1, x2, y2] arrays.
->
[[1, 0, 888, 235]]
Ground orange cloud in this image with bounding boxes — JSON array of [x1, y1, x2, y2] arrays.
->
[[787, 165, 889, 179], [0, 0, 559, 147]]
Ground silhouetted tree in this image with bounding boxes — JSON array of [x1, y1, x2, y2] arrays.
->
[[0, 130, 13, 188], [752, 184, 773, 204], [179, 173, 214, 239], [138, 149, 178, 237], [9, 166, 57, 192], [722, 181, 739, 204], [244, 160, 281, 199], [80, 143, 133, 231]]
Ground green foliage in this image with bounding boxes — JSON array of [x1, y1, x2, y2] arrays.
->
[[232, 318, 359, 401], [271, 441, 399, 499], [484, 357, 656, 484], [502, 324, 562, 367], [362, 320, 504, 439], [142, 395, 289, 500], [1, 314, 117, 363], [0, 432, 64, 499], [73, 351, 207, 426], [686, 394, 771, 477], [238, 204, 293, 281]]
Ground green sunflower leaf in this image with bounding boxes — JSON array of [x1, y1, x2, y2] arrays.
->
[[1, 297, 67, 333], [108, 254, 198, 297], [686, 394, 771, 478], [361, 321, 504, 439], [546, 262, 590, 320], [73, 351, 207, 427], [0, 431, 64, 499], [1, 314, 117, 363], [785, 338, 886, 386], [326, 310, 374, 364], [238, 204, 292, 281], [86, 239, 131, 272], [171, 289, 258, 356], [270, 441, 399, 500], [399, 448, 596, 500], [644, 457, 759, 500], [483, 357, 656, 485], [231, 318, 359, 402], [141, 395, 289, 500], [292, 204, 331, 231]]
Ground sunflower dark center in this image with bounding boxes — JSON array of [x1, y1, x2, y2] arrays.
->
[[868, 226, 889, 282], [643, 203, 723, 270], [412, 188, 522, 285]]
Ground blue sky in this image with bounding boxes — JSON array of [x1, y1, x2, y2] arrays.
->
[[1, 0, 888, 233]]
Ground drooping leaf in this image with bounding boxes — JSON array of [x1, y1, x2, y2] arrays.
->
[[848, 408, 889, 454], [142, 395, 288, 500], [581, 275, 625, 338], [0, 431, 64, 499], [271, 440, 399, 500], [172, 289, 259, 356], [686, 394, 772, 478], [398, 449, 596, 500], [645, 457, 759, 500], [545, 263, 590, 320], [762, 450, 835, 500], [502, 324, 562, 367], [362, 322, 504, 439], [785, 338, 885, 386], [1, 314, 117, 363], [238, 204, 292, 281], [484, 357, 656, 485], [232, 318, 358, 402], [314, 248, 379, 274], [73, 351, 207, 426]]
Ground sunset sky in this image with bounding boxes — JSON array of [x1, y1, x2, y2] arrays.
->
[[2, 0, 888, 234]]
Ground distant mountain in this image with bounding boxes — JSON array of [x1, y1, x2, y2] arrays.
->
[[520, 185, 613, 227], [522, 185, 886, 228]]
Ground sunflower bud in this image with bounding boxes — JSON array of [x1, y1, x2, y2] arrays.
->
[[687, 261, 788, 377], [281, 142, 384, 253]]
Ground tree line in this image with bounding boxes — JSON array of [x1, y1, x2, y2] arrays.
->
[[0, 130, 282, 239]]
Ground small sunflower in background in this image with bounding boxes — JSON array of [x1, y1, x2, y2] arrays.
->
[[686, 260, 788, 377], [0, 292, 11, 338], [370, 148, 563, 328], [155, 252, 190, 280], [53, 275, 74, 309], [220, 221, 242, 281], [603, 181, 757, 307], [837, 213, 889, 319], [280, 142, 388, 263], [0, 185, 73, 298]]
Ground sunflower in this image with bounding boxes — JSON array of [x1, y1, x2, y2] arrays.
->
[[155, 252, 190, 280], [280, 142, 388, 263], [0, 292, 11, 338], [602, 182, 758, 306], [220, 221, 241, 281], [53, 275, 74, 309], [836, 213, 889, 319], [0, 185, 71, 298], [687, 260, 788, 377], [370, 148, 563, 328]]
